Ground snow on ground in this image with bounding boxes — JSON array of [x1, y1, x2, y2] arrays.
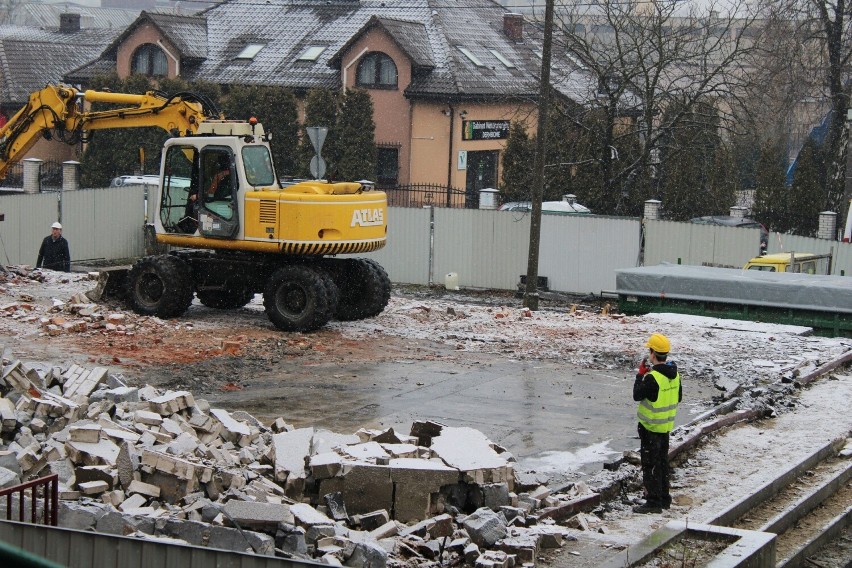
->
[[2, 267, 852, 564], [341, 295, 852, 397]]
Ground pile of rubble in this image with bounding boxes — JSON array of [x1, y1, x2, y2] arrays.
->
[[0, 267, 140, 337], [0, 349, 601, 566]]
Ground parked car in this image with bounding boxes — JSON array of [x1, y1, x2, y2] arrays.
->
[[690, 215, 769, 251], [110, 175, 160, 187], [499, 194, 591, 215]]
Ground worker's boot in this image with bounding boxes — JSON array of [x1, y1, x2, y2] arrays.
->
[[632, 502, 663, 514]]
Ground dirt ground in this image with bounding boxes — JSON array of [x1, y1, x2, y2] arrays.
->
[[2, 266, 851, 565]]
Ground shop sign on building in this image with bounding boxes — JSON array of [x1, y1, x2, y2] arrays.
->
[[462, 120, 510, 141]]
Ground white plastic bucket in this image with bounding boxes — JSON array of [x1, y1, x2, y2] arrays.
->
[[444, 272, 459, 291]]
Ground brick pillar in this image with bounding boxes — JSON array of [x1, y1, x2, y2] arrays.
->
[[23, 158, 43, 194], [818, 211, 837, 240], [479, 188, 498, 210], [62, 161, 81, 191], [729, 206, 747, 218], [644, 199, 661, 220]]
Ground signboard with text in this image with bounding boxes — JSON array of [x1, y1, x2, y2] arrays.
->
[[462, 120, 510, 141]]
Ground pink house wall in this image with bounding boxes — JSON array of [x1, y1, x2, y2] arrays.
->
[[339, 28, 413, 185]]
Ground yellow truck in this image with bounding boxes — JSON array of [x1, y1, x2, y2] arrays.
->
[[743, 252, 832, 274]]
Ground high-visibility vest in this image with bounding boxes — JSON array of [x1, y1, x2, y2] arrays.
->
[[637, 370, 680, 433]]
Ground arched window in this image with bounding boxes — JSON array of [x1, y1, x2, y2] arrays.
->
[[356, 52, 397, 88], [131, 44, 168, 77]]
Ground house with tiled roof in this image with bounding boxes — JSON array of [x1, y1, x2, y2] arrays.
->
[[0, 14, 122, 166], [66, 0, 597, 195]]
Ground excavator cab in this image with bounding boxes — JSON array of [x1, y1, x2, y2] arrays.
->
[[160, 143, 241, 238]]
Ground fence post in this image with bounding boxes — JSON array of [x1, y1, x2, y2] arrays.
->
[[22, 158, 43, 194], [643, 199, 661, 221], [818, 211, 837, 240], [478, 188, 498, 210], [426, 205, 435, 287], [62, 161, 80, 192]]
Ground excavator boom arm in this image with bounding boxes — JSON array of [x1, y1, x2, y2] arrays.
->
[[0, 84, 209, 179]]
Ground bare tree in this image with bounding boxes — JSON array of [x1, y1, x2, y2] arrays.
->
[[547, 0, 759, 215], [757, 0, 850, 217], [0, 0, 23, 25]]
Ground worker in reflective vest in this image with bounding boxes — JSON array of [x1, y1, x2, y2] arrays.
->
[[632, 333, 682, 514]]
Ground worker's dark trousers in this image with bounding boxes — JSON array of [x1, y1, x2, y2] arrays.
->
[[638, 423, 671, 507]]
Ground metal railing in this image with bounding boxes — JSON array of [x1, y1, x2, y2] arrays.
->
[[385, 183, 480, 209], [0, 474, 59, 526], [1, 160, 64, 190]]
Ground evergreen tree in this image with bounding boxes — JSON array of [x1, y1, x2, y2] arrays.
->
[[79, 74, 174, 186], [751, 140, 789, 233], [298, 88, 341, 179], [658, 101, 724, 220], [500, 121, 534, 203], [221, 85, 299, 177], [788, 139, 825, 236], [335, 89, 376, 181]]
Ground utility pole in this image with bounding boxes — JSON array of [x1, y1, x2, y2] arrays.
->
[[524, 0, 554, 311]]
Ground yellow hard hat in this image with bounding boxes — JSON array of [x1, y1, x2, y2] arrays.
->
[[645, 333, 670, 354]]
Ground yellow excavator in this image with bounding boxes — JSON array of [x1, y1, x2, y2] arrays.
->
[[0, 84, 390, 331]]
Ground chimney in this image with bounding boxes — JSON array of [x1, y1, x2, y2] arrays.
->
[[503, 13, 523, 42], [60, 13, 81, 33]]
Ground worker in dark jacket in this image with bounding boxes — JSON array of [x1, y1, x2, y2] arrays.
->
[[632, 333, 682, 514], [36, 222, 71, 272]]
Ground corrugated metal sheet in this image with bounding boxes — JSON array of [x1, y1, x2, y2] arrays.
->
[[61, 187, 146, 263], [0, 187, 146, 268], [362, 206, 432, 285], [432, 208, 531, 290], [539, 215, 640, 293], [644, 220, 763, 268], [0, 520, 315, 568]]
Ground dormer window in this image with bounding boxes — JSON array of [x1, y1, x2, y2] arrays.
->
[[457, 46, 484, 67], [356, 52, 397, 89], [236, 43, 265, 60], [298, 46, 326, 61], [131, 44, 168, 76]]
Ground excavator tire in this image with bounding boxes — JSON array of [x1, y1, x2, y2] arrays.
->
[[314, 266, 340, 319], [196, 287, 255, 310], [332, 258, 392, 321], [360, 259, 391, 317], [126, 255, 194, 318], [263, 265, 336, 332]]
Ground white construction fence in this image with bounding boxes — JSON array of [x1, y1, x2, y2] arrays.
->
[[0, 187, 849, 292]]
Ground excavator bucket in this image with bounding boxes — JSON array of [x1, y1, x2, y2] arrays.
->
[[85, 266, 130, 302]]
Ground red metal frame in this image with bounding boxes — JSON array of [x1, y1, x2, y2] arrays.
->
[[0, 473, 58, 526]]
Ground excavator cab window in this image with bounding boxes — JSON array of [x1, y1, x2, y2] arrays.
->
[[242, 146, 275, 187], [197, 147, 239, 238], [161, 145, 197, 233]]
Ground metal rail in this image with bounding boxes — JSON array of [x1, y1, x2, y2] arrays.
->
[[0, 473, 58, 526]]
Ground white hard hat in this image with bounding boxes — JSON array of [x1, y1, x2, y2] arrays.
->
[[51, 222, 62, 229]]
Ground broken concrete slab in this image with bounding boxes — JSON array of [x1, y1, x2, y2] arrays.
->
[[340, 463, 393, 517], [221, 500, 294, 531], [429, 427, 513, 486], [344, 539, 388, 568], [388, 458, 460, 522], [65, 438, 120, 466], [462, 507, 508, 548], [0, 466, 21, 489], [271, 427, 313, 496]]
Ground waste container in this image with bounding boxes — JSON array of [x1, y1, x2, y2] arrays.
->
[[444, 272, 459, 291]]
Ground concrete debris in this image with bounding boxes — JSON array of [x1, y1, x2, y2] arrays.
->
[[0, 353, 600, 566]]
